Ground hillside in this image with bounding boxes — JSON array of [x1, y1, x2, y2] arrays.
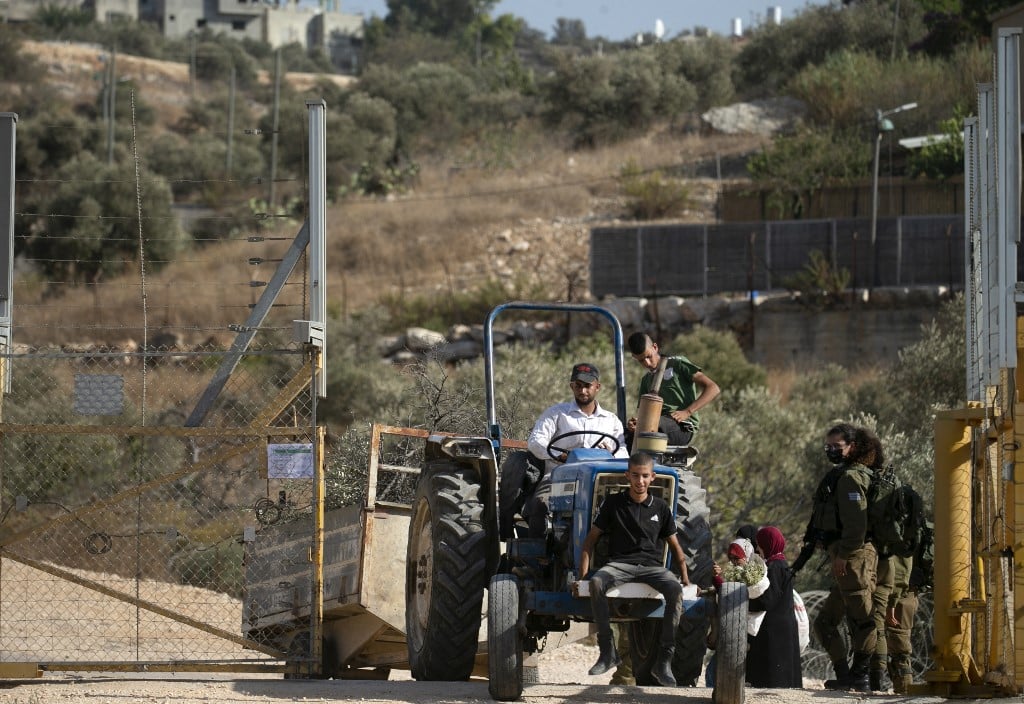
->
[[12, 40, 768, 346]]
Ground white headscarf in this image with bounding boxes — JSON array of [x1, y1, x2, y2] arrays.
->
[[728, 537, 754, 561]]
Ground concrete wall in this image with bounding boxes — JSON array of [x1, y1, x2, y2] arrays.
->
[[750, 305, 934, 369]]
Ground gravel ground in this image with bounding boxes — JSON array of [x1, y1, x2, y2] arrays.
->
[[0, 643, 1007, 704]]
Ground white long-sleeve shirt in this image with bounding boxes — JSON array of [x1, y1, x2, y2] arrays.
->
[[527, 401, 628, 472]]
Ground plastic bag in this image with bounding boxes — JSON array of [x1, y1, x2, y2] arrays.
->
[[747, 609, 766, 637], [793, 590, 810, 652]]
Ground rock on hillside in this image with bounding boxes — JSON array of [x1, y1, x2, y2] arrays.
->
[[701, 97, 807, 135]]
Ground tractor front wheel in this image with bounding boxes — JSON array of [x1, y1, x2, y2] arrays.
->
[[487, 573, 524, 700], [712, 582, 749, 704]]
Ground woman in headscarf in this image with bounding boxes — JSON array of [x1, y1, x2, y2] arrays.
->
[[712, 537, 754, 587], [746, 526, 803, 688]]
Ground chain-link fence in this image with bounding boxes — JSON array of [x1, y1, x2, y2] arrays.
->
[[0, 343, 320, 671]]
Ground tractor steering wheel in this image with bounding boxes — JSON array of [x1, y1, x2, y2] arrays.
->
[[546, 430, 621, 462]]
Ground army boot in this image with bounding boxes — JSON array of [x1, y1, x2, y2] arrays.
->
[[823, 659, 851, 690], [870, 668, 891, 692], [846, 652, 872, 694], [890, 662, 912, 694], [609, 657, 635, 685], [588, 637, 621, 676], [651, 647, 677, 687]]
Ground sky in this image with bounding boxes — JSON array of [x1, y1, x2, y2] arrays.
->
[[341, 0, 828, 41]]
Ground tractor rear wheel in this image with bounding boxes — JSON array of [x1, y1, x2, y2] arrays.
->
[[487, 573, 524, 700], [406, 460, 487, 680], [672, 467, 714, 686], [712, 582, 749, 704]]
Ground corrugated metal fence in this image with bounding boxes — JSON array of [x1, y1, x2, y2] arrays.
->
[[591, 215, 965, 298]]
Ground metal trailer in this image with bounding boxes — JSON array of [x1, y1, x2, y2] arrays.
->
[[241, 424, 523, 679]]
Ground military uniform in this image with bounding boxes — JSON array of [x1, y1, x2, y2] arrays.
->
[[870, 555, 895, 690], [810, 461, 878, 691], [886, 554, 917, 694]]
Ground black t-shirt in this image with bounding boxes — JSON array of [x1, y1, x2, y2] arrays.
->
[[593, 489, 674, 566]]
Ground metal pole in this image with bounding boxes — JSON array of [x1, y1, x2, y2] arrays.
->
[[189, 32, 196, 99], [931, 410, 976, 680], [107, 46, 117, 165], [870, 120, 882, 292], [268, 49, 281, 209], [225, 65, 235, 177], [0, 112, 16, 398]]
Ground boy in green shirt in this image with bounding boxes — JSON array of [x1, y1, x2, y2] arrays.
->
[[626, 332, 721, 446]]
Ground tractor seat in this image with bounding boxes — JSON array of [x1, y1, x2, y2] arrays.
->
[[576, 581, 700, 600]]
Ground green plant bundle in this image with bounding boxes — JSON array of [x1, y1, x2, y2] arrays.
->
[[721, 554, 767, 586]]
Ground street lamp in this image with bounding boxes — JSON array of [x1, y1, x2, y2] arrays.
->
[[870, 101, 917, 290]]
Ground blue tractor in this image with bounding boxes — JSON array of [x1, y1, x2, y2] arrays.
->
[[405, 303, 748, 702]]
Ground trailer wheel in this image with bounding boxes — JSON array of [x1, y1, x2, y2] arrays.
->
[[672, 468, 714, 686], [712, 582, 748, 704], [406, 460, 487, 680], [488, 573, 524, 700]]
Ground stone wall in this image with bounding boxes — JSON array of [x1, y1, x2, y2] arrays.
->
[[374, 287, 950, 371]]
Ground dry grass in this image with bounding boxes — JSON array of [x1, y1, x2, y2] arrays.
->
[[14, 129, 760, 347], [13, 38, 767, 346]]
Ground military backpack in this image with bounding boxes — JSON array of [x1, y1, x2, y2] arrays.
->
[[866, 464, 927, 559]]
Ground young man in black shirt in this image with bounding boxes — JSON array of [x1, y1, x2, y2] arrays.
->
[[575, 452, 690, 686]]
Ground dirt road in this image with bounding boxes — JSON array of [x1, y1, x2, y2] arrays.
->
[[0, 675, 989, 704], [0, 643, 1000, 704]]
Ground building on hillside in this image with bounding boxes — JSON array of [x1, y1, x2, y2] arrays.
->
[[141, 0, 364, 72], [3, 0, 364, 73], [3, 0, 137, 22]]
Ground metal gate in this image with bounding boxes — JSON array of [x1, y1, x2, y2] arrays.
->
[[0, 104, 331, 676], [0, 348, 321, 676]]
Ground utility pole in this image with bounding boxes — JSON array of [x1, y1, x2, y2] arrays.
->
[[268, 48, 281, 209], [189, 32, 196, 99], [107, 46, 117, 165], [225, 64, 235, 177]]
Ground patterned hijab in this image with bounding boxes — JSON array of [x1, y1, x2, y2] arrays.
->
[[728, 537, 754, 561], [756, 526, 787, 563]]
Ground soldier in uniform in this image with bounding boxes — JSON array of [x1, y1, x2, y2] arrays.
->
[[792, 423, 879, 693], [886, 553, 918, 694], [871, 553, 895, 691]]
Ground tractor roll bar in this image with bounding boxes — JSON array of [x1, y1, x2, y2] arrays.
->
[[483, 301, 626, 454]]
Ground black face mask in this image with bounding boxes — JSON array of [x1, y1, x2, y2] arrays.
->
[[825, 448, 844, 464]]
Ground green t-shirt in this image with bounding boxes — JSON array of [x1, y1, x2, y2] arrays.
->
[[638, 355, 703, 429]]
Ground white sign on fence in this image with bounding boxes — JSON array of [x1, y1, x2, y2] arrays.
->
[[267, 443, 314, 479]]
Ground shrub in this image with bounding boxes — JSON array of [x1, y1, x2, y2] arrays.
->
[[907, 110, 966, 179], [194, 39, 259, 89], [360, 62, 476, 148], [542, 50, 697, 147], [746, 127, 870, 218], [667, 327, 768, 401], [15, 112, 102, 178], [788, 49, 986, 137], [782, 249, 852, 308], [735, 0, 928, 98], [620, 161, 692, 220], [0, 23, 46, 83], [19, 153, 188, 287], [655, 35, 736, 111], [378, 275, 548, 334]]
